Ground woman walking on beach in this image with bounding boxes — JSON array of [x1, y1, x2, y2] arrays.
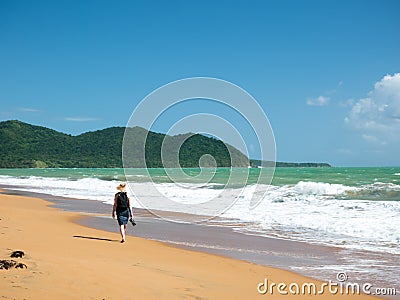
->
[[112, 183, 133, 243]]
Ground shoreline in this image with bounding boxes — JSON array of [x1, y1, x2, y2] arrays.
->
[[0, 187, 346, 270], [0, 188, 390, 299]]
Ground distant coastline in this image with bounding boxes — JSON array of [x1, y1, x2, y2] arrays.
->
[[250, 159, 331, 168]]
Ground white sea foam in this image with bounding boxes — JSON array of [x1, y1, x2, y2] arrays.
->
[[221, 182, 400, 254], [293, 181, 351, 195], [0, 175, 118, 204], [0, 175, 399, 254]]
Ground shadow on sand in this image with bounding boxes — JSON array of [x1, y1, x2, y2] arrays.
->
[[73, 235, 119, 242]]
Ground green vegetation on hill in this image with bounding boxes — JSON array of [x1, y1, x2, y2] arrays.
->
[[0, 120, 331, 168], [0, 120, 249, 168]]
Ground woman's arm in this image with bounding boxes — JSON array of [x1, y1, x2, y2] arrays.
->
[[112, 194, 118, 219]]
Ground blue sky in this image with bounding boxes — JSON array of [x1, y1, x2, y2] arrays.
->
[[1, 0, 399, 166]]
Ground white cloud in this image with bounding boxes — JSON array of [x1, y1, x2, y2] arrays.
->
[[65, 117, 98, 122], [345, 73, 400, 143], [339, 98, 355, 107], [18, 107, 41, 112], [362, 134, 387, 145], [306, 96, 330, 106]]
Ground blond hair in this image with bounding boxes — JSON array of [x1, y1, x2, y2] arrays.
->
[[116, 183, 126, 191]]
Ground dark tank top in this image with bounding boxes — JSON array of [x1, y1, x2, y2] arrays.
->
[[116, 192, 129, 213]]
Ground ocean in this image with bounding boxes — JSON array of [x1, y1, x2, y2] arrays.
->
[[0, 167, 399, 256]]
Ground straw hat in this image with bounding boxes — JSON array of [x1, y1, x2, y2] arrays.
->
[[116, 183, 126, 192]]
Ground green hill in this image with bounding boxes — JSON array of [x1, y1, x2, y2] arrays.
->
[[0, 120, 249, 168]]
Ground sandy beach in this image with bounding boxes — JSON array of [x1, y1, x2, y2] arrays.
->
[[0, 190, 384, 300]]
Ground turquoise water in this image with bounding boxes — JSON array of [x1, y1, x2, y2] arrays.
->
[[273, 167, 400, 186], [1, 167, 399, 200], [1, 166, 399, 184]]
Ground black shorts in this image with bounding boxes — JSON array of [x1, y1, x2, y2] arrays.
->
[[116, 209, 129, 225]]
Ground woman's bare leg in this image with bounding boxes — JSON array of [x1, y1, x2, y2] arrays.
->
[[120, 225, 126, 242]]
